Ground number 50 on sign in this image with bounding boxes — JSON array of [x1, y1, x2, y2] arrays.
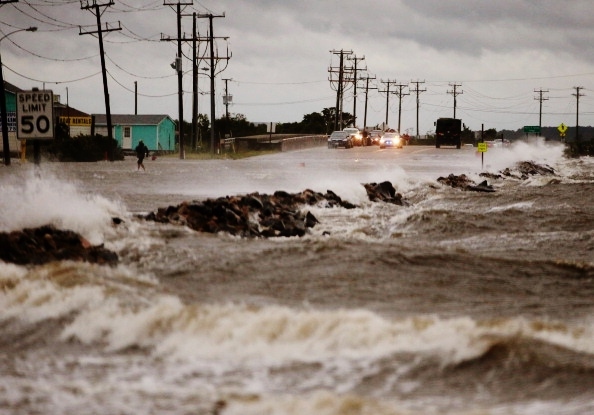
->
[[16, 90, 54, 140]]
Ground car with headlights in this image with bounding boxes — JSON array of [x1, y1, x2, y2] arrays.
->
[[343, 127, 363, 146], [327, 130, 353, 149], [368, 130, 383, 145], [379, 132, 403, 149]]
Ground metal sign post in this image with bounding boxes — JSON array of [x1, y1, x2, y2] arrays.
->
[[477, 141, 487, 169]]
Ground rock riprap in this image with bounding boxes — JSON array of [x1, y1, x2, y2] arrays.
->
[[0, 225, 118, 266]]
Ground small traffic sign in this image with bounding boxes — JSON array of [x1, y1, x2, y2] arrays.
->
[[523, 125, 541, 134], [16, 90, 54, 140], [477, 142, 488, 153], [558, 123, 568, 134]]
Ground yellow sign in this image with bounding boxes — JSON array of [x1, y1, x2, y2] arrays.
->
[[59, 116, 92, 126], [477, 142, 488, 153], [558, 123, 568, 137]]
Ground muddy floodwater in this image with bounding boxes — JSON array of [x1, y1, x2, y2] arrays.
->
[[1, 141, 593, 415]]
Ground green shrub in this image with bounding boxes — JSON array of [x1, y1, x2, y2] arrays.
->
[[45, 134, 124, 162]]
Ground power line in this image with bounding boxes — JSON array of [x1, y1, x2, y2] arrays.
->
[[347, 54, 365, 127], [534, 88, 548, 129], [410, 80, 426, 138], [3, 62, 101, 83], [161, 0, 193, 158], [572, 86, 585, 143], [329, 49, 352, 130], [447, 82, 462, 119]]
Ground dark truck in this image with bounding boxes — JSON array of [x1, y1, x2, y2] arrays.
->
[[435, 118, 462, 149]]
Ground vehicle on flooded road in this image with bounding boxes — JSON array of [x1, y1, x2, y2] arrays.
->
[[343, 127, 363, 146], [379, 132, 404, 149], [435, 117, 462, 149], [368, 130, 383, 146], [327, 131, 353, 149]]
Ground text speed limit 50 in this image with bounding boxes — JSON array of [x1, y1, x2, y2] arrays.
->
[[16, 90, 55, 140]]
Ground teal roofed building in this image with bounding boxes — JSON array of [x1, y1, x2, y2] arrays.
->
[[0, 81, 23, 154], [93, 114, 176, 152]]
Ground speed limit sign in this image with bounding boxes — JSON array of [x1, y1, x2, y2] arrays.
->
[[16, 90, 54, 140]]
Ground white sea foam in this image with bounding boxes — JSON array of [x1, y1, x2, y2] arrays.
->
[[0, 169, 127, 245], [482, 137, 565, 173], [51, 291, 594, 367], [486, 201, 535, 212]]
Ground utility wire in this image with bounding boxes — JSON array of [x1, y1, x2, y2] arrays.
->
[[106, 69, 177, 98], [105, 52, 175, 80], [3, 63, 101, 83]]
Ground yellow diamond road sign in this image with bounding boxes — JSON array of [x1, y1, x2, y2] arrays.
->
[[558, 123, 568, 134]]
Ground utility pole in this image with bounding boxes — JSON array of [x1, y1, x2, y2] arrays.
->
[[134, 81, 137, 115], [393, 83, 409, 134], [196, 13, 227, 154], [410, 80, 426, 138], [573, 86, 584, 145], [162, 1, 192, 159], [347, 55, 365, 128], [360, 74, 377, 132], [447, 82, 463, 119], [533, 88, 548, 131], [179, 11, 229, 152], [329, 49, 352, 131], [80, 0, 121, 160], [379, 79, 399, 128], [192, 12, 197, 151]]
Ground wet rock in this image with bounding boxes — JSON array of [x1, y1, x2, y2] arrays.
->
[[479, 172, 503, 180], [145, 189, 349, 238], [363, 181, 408, 205], [501, 161, 557, 180], [468, 180, 496, 193], [437, 174, 474, 189], [323, 189, 357, 209], [516, 161, 556, 176], [437, 174, 495, 192], [146, 182, 414, 238], [0, 225, 118, 266]]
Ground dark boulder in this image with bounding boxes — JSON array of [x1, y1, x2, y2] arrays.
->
[[0, 225, 118, 266], [363, 181, 408, 205], [501, 161, 557, 180], [145, 183, 413, 238], [437, 174, 495, 192], [144, 190, 335, 238]]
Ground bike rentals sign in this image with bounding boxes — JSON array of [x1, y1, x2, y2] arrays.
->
[[16, 90, 54, 140]]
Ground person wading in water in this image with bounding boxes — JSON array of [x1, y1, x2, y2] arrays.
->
[[135, 140, 149, 171]]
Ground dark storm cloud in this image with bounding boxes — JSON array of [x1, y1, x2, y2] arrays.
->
[[1, 0, 593, 131], [399, 0, 594, 61]]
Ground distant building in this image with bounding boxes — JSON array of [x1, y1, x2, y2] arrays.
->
[[93, 114, 176, 151], [54, 101, 92, 137], [0, 81, 22, 153]]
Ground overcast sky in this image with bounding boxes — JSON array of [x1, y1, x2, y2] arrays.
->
[[2, 0, 593, 136]]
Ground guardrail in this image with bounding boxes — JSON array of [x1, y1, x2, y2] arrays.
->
[[280, 135, 327, 151], [230, 135, 328, 152]]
